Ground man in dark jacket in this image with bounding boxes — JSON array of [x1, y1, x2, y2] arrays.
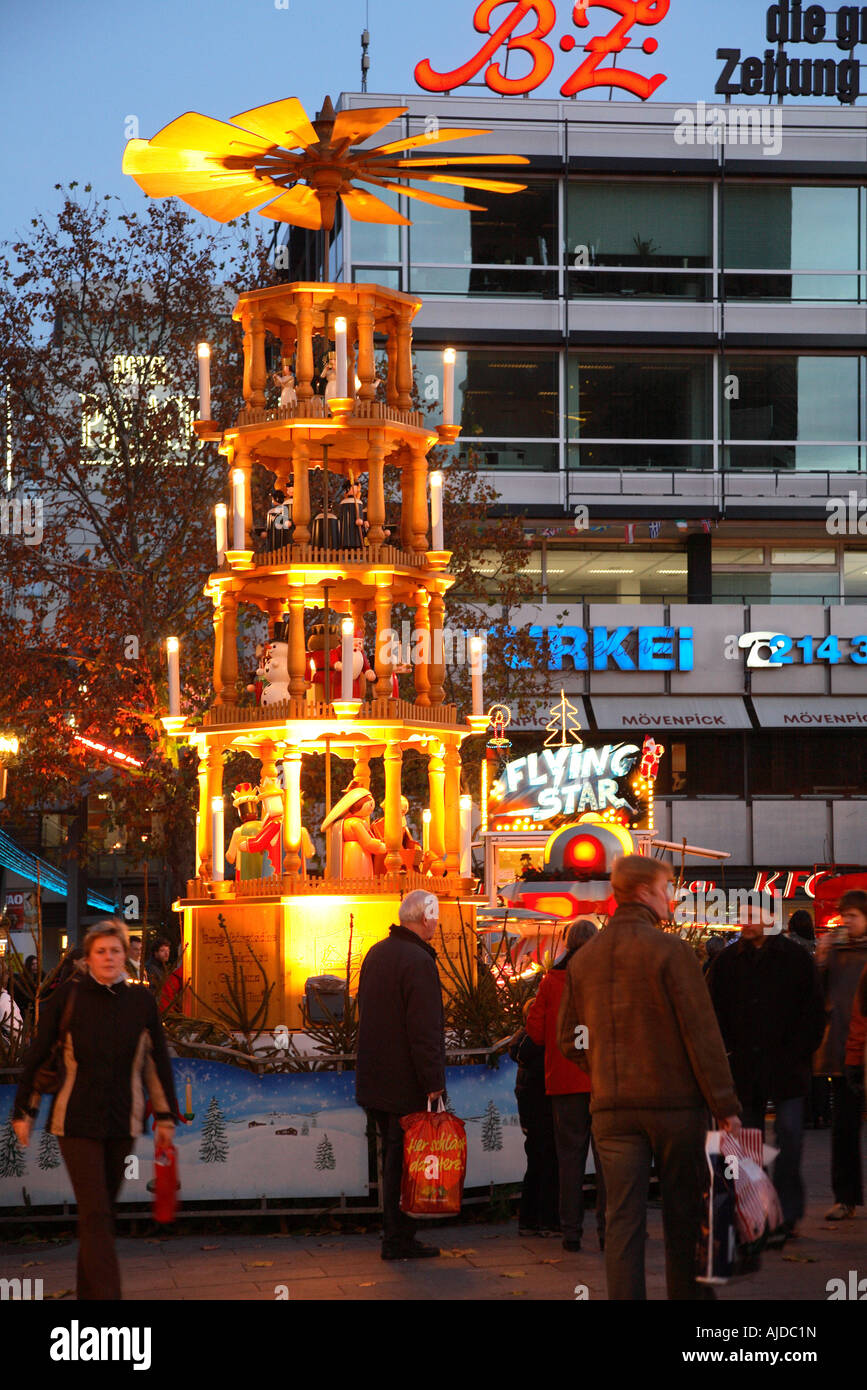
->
[[708, 906, 826, 1237], [356, 890, 446, 1261]]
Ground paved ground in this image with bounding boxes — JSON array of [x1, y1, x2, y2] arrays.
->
[[0, 1130, 861, 1301]]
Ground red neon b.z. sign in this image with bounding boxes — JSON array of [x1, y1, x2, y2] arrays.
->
[[415, 1, 670, 100]]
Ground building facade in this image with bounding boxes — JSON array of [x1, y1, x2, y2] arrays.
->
[[282, 93, 867, 893]]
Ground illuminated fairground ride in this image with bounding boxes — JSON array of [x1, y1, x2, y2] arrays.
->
[[124, 96, 529, 1025]]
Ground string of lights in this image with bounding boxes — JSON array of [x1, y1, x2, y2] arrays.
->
[[0, 828, 116, 913]]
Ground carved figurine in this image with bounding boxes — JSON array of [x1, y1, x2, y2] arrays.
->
[[371, 796, 422, 876], [307, 623, 342, 702], [225, 784, 265, 882], [334, 628, 376, 700], [322, 353, 337, 401], [320, 780, 386, 880], [260, 629, 291, 707], [311, 501, 340, 549], [338, 479, 367, 550], [244, 776, 284, 878], [273, 360, 297, 410], [264, 487, 292, 552]]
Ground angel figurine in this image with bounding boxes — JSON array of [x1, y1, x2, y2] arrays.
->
[[273, 360, 297, 410]]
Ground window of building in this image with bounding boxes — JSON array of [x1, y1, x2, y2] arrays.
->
[[406, 181, 558, 298], [566, 180, 713, 300], [567, 352, 712, 470], [413, 348, 558, 470], [723, 355, 866, 472], [544, 548, 688, 601], [844, 550, 867, 600], [712, 544, 842, 604], [749, 731, 867, 796], [652, 734, 745, 797], [722, 184, 864, 301]]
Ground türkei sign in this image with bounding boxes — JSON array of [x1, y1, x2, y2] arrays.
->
[[415, 1, 671, 99]]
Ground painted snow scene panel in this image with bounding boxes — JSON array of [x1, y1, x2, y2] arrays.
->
[[0, 1060, 369, 1206], [443, 1060, 526, 1188]]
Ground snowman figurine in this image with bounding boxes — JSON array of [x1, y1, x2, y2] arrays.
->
[[260, 640, 291, 707]]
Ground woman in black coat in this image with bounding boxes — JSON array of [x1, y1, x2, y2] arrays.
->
[[13, 919, 179, 1300]]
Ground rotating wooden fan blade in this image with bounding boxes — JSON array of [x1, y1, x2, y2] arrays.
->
[[340, 188, 411, 225], [176, 182, 282, 222], [231, 98, 318, 150], [257, 185, 323, 228], [391, 154, 531, 169], [329, 106, 408, 146], [367, 128, 493, 156], [370, 179, 485, 213], [132, 171, 260, 197], [122, 140, 226, 177], [426, 174, 527, 194], [148, 112, 273, 157]]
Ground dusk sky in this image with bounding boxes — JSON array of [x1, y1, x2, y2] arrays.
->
[[0, 0, 820, 248]]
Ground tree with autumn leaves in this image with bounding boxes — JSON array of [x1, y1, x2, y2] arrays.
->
[[0, 189, 541, 903], [0, 190, 272, 897]]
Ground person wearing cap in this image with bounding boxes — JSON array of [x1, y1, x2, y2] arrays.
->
[[356, 889, 446, 1261], [321, 780, 385, 880], [226, 783, 265, 882]]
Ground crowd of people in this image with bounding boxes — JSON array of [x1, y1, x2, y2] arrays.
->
[[6, 874, 866, 1302], [355, 868, 867, 1301]]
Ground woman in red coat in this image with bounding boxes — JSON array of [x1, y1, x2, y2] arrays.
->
[[526, 919, 606, 1253]]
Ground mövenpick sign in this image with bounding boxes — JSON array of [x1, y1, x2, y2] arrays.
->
[[415, 1, 670, 99]]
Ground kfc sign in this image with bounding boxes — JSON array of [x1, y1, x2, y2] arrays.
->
[[415, 1, 671, 100], [753, 870, 831, 899]]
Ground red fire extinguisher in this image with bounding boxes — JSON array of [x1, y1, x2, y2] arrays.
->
[[153, 1143, 179, 1224]]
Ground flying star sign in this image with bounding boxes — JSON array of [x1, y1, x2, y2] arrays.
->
[[415, 0, 671, 99]]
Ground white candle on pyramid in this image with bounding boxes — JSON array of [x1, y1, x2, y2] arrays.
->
[[442, 348, 456, 427], [341, 617, 354, 702], [166, 637, 180, 717], [197, 342, 211, 420], [215, 503, 227, 565], [334, 317, 348, 398], [232, 468, 245, 550], [469, 636, 484, 716], [429, 471, 444, 550], [211, 796, 224, 882]]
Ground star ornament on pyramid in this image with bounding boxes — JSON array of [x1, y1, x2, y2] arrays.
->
[[122, 95, 529, 231]]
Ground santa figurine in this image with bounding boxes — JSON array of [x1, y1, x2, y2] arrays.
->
[[335, 629, 376, 701], [225, 784, 265, 882], [273, 359, 297, 410], [371, 796, 422, 876], [320, 780, 385, 880], [245, 776, 284, 878], [338, 479, 367, 550]]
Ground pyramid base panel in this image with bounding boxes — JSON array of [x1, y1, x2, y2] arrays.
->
[[178, 894, 476, 1030]]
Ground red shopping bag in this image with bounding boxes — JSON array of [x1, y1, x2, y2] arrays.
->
[[400, 1100, 467, 1216], [153, 1144, 179, 1225]]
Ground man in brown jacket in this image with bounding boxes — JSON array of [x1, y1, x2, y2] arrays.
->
[[558, 855, 741, 1300]]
